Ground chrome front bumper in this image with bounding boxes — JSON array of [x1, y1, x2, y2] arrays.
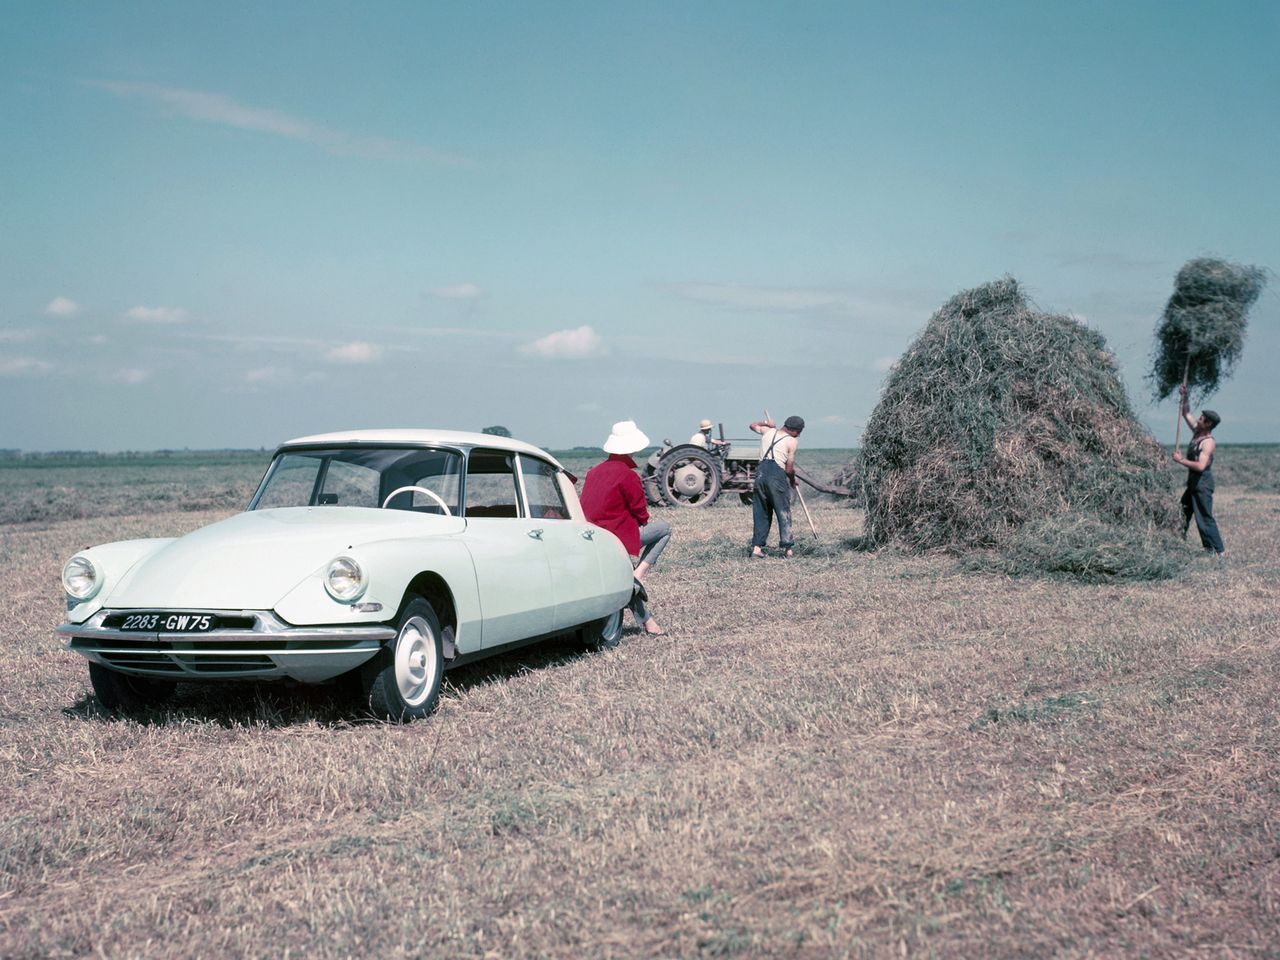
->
[[57, 609, 395, 683]]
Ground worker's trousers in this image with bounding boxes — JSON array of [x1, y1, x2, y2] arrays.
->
[[1182, 474, 1224, 554], [751, 459, 794, 551]]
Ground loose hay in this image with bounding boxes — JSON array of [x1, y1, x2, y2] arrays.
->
[[860, 278, 1180, 579], [963, 515, 1189, 583], [1149, 257, 1266, 401]]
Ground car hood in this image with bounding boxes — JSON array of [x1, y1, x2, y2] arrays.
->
[[104, 507, 464, 610]]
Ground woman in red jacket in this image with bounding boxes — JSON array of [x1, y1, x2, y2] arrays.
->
[[580, 420, 669, 636]]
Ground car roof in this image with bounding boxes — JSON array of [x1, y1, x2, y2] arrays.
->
[[279, 429, 564, 468]]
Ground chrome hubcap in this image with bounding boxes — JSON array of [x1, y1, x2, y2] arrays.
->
[[674, 464, 707, 495], [394, 616, 437, 707]]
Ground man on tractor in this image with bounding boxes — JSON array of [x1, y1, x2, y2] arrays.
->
[[689, 419, 729, 453]]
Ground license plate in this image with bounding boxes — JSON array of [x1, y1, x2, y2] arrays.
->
[[118, 612, 218, 632]]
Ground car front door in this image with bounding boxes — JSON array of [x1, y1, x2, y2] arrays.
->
[[462, 449, 556, 647], [517, 454, 604, 631]]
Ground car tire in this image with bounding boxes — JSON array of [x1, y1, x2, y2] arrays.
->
[[582, 607, 624, 651], [88, 662, 176, 712], [366, 597, 444, 721]]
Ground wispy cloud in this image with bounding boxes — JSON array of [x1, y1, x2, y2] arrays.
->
[[521, 325, 605, 359], [659, 282, 935, 326], [91, 81, 470, 166], [44, 296, 81, 317], [181, 332, 325, 351], [246, 365, 292, 383], [326, 341, 382, 364], [379, 325, 519, 341], [0, 328, 37, 343], [0, 356, 54, 376], [874, 356, 897, 372], [662, 282, 850, 314], [125, 305, 188, 324], [112, 368, 149, 385], [1053, 251, 1166, 272], [431, 283, 483, 300]]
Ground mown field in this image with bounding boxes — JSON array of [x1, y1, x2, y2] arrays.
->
[[1, 447, 1278, 957]]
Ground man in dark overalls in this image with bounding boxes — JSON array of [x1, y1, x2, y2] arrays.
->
[[748, 415, 804, 559], [1172, 385, 1224, 556]]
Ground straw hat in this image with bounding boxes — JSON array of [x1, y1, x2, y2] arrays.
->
[[699, 419, 713, 430], [603, 420, 650, 455]]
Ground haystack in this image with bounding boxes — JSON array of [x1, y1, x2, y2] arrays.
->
[[860, 279, 1179, 573]]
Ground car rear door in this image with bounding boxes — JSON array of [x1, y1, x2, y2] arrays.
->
[[517, 454, 605, 631], [462, 449, 556, 647]]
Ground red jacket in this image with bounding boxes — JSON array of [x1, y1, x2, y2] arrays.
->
[[580, 454, 648, 556]]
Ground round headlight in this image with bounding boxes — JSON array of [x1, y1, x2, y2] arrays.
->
[[324, 556, 366, 602], [62, 555, 101, 601]]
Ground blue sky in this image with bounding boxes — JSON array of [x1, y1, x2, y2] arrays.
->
[[2, 0, 1276, 451]]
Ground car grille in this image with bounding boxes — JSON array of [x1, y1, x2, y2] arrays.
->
[[69, 637, 278, 674]]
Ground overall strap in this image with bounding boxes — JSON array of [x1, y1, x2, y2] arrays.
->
[[764, 430, 786, 459]]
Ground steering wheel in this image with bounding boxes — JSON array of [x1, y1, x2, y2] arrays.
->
[[381, 486, 453, 516]]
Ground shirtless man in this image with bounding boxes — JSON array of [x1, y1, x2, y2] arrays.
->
[[1171, 385, 1224, 555]]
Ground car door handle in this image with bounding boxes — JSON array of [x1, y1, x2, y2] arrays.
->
[[527, 528, 544, 540], [580, 529, 595, 540]]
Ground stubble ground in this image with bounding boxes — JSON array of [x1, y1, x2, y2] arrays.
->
[[0, 450, 1277, 957]]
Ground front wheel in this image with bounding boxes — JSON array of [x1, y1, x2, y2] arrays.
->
[[366, 598, 444, 721], [88, 662, 176, 713], [582, 608, 624, 651]]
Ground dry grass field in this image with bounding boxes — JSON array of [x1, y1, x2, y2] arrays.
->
[[1, 449, 1278, 957]]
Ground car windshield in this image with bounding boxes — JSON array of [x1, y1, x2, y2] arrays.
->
[[250, 446, 463, 514]]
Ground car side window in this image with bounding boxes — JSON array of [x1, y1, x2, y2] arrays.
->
[[381, 449, 462, 514], [405, 468, 460, 513], [520, 456, 569, 520], [465, 450, 522, 518]]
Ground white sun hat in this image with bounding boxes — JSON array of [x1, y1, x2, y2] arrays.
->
[[699, 419, 713, 430], [603, 420, 650, 455]]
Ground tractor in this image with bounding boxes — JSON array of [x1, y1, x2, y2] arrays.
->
[[642, 424, 854, 508]]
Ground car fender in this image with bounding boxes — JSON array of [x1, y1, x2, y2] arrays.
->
[[64, 539, 176, 623], [272, 536, 482, 652]]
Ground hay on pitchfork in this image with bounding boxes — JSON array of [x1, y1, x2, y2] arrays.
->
[[858, 278, 1182, 579], [1149, 257, 1266, 402]]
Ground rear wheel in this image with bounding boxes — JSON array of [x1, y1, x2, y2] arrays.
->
[[366, 598, 444, 721], [657, 447, 722, 507], [88, 662, 176, 712], [582, 608, 624, 651]]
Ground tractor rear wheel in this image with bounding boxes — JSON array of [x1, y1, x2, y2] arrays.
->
[[657, 447, 722, 507]]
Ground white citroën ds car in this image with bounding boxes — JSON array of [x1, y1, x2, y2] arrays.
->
[[57, 430, 635, 719]]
